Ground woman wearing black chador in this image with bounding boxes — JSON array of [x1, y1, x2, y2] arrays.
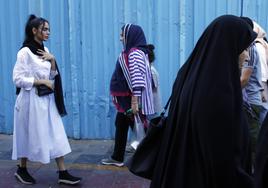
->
[[150, 15, 257, 188]]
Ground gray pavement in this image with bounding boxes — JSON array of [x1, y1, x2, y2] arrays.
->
[[0, 134, 150, 188]]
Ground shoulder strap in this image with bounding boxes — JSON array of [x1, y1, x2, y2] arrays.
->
[[160, 96, 171, 116]]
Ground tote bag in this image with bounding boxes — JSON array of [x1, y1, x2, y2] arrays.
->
[[126, 97, 171, 179]]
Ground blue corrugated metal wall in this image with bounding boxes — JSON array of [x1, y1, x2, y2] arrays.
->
[[0, 0, 267, 139]]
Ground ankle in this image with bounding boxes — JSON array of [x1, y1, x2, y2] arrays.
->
[[58, 168, 66, 172], [17, 164, 27, 170], [20, 164, 27, 168], [59, 170, 67, 173]]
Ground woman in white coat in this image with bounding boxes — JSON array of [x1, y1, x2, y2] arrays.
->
[[12, 14, 81, 185]]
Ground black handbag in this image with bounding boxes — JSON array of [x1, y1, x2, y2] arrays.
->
[[126, 97, 171, 179], [36, 84, 54, 96]]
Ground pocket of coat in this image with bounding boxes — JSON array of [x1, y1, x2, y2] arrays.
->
[[15, 94, 22, 111], [15, 103, 20, 111]]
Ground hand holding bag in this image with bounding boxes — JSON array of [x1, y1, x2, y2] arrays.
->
[[36, 84, 54, 96], [131, 114, 146, 149], [126, 97, 171, 179]]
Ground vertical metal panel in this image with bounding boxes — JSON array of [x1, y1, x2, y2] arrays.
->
[[242, 0, 268, 30], [67, 0, 81, 139], [0, 0, 267, 139]]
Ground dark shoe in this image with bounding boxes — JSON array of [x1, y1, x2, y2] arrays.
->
[[58, 170, 81, 185], [101, 157, 124, 167], [14, 165, 36, 185]]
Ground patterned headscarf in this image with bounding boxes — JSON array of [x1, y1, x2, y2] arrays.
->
[[253, 21, 268, 63], [121, 24, 148, 54]]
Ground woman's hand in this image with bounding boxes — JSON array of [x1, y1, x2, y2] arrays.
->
[[37, 49, 55, 62], [37, 49, 56, 70], [131, 96, 139, 114], [42, 80, 54, 90], [261, 91, 267, 102], [34, 79, 54, 90]]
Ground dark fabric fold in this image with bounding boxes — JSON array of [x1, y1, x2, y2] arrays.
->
[[255, 114, 268, 188]]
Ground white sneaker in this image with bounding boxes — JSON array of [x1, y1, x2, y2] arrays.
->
[[101, 157, 124, 167]]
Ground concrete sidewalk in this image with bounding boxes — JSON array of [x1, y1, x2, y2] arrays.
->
[[0, 134, 150, 188]]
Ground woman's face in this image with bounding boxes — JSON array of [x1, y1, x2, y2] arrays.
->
[[120, 30, 126, 49], [120, 30, 124, 42], [33, 22, 50, 42]]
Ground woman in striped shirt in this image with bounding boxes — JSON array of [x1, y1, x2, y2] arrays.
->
[[102, 24, 154, 167]]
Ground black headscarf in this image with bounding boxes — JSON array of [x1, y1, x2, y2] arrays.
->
[[240, 16, 254, 29], [150, 15, 257, 188], [17, 40, 67, 116]]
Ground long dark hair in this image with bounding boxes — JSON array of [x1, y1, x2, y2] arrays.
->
[[147, 44, 155, 63], [23, 14, 48, 45]]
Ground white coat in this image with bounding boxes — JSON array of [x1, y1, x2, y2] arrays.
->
[[12, 47, 71, 164]]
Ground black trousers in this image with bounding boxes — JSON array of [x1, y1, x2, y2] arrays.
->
[[111, 112, 134, 162]]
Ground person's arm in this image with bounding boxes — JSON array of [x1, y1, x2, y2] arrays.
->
[[256, 43, 268, 102], [128, 50, 146, 114], [13, 49, 54, 91], [13, 50, 35, 90], [240, 67, 253, 88], [239, 49, 249, 69], [256, 43, 268, 82], [33, 79, 53, 89], [240, 46, 255, 88]]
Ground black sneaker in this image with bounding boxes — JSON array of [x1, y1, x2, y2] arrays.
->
[[58, 170, 81, 185], [14, 165, 36, 185]]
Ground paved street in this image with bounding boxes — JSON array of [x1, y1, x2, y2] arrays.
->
[[0, 134, 150, 188]]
